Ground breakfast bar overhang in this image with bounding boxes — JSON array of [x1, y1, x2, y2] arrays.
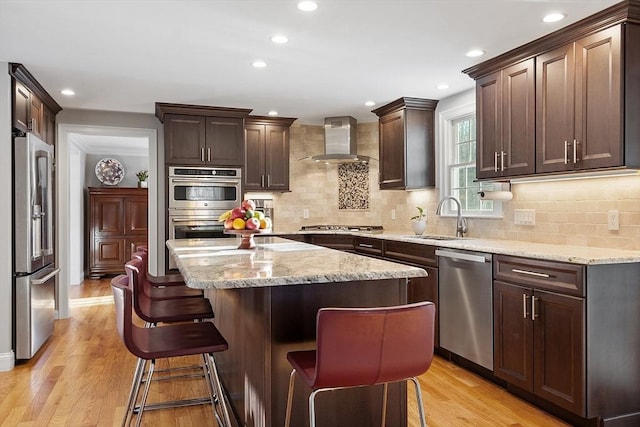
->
[[167, 237, 428, 427]]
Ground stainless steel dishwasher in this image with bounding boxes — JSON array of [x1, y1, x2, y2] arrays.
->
[[436, 248, 493, 370]]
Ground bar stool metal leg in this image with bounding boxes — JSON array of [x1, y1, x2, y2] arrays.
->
[[206, 353, 232, 427], [410, 376, 428, 427], [381, 382, 388, 427], [122, 357, 147, 427], [284, 369, 297, 427], [135, 359, 156, 427]]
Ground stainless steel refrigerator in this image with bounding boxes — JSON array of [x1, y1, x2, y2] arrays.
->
[[13, 133, 59, 360]]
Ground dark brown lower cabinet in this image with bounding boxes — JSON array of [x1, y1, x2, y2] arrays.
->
[[494, 281, 585, 415]]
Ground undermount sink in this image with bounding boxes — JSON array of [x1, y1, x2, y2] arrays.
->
[[405, 235, 462, 241]]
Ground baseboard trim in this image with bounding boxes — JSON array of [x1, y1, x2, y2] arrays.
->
[[0, 350, 15, 372]]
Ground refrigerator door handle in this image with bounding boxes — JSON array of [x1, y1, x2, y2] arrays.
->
[[31, 268, 60, 285]]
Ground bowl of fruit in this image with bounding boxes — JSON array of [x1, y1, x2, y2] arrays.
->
[[219, 199, 272, 249]]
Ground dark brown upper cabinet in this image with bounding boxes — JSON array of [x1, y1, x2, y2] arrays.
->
[[536, 26, 622, 173], [10, 63, 62, 145], [155, 103, 252, 166], [244, 116, 296, 192], [372, 97, 438, 190], [476, 59, 535, 179], [464, 2, 640, 180]]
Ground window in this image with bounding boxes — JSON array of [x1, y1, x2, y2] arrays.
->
[[439, 104, 502, 218]]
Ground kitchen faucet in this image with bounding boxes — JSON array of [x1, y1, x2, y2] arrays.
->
[[436, 196, 468, 237]]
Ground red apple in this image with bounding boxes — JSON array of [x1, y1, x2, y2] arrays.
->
[[224, 218, 234, 230], [231, 207, 246, 219], [245, 217, 260, 230], [242, 199, 256, 211]]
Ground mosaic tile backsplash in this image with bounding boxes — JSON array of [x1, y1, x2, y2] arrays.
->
[[338, 163, 369, 210]]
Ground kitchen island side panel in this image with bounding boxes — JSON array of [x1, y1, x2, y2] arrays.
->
[[208, 278, 408, 427], [586, 262, 640, 422]]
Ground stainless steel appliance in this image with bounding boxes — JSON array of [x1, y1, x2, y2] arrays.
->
[[167, 166, 242, 270], [168, 166, 241, 211], [436, 248, 493, 370], [13, 133, 60, 360]]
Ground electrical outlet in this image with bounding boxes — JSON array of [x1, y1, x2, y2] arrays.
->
[[514, 209, 535, 226], [608, 210, 619, 231], [391, 209, 396, 220], [303, 208, 309, 219]]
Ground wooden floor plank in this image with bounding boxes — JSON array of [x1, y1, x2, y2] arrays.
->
[[0, 278, 569, 427]]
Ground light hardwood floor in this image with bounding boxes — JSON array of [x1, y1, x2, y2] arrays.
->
[[0, 278, 569, 427]]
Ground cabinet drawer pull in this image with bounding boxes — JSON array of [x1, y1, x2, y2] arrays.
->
[[523, 294, 530, 319], [512, 268, 550, 278], [532, 295, 538, 320], [358, 243, 374, 248]]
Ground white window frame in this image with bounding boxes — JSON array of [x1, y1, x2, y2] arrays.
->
[[438, 103, 503, 219]]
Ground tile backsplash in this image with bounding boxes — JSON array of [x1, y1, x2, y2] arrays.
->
[[272, 123, 640, 251]]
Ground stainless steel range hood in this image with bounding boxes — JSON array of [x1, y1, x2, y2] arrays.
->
[[302, 116, 373, 164]]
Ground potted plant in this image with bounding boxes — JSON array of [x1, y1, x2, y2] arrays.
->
[[136, 170, 148, 188], [410, 206, 427, 235]]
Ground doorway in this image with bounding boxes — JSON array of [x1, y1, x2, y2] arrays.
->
[[57, 124, 158, 319]]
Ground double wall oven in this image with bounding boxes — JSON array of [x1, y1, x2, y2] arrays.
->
[[167, 166, 241, 269]]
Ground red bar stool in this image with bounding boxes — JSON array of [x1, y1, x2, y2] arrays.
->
[[284, 301, 436, 427], [130, 251, 203, 300], [110, 275, 232, 427], [124, 258, 214, 326]]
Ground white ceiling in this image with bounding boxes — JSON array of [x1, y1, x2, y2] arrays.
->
[[0, 0, 621, 125]]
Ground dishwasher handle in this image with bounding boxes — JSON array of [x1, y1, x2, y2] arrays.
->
[[436, 249, 489, 263]]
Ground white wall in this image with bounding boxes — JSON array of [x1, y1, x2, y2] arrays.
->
[[0, 64, 15, 371], [68, 144, 85, 285]]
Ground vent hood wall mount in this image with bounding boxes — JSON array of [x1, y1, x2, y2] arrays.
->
[[301, 116, 374, 164]]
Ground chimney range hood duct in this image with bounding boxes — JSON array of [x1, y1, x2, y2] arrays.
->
[[302, 116, 373, 164]]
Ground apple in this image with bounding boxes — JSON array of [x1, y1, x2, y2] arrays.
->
[[244, 209, 255, 219], [224, 218, 234, 230], [242, 199, 256, 211], [231, 207, 246, 219], [245, 217, 260, 230]]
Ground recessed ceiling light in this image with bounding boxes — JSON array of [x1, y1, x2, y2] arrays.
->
[[61, 89, 75, 96], [252, 60, 267, 68], [466, 49, 485, 58], [436, 83, 449, 90], [543, 12, 566, 23], [271, 34, 288, 44], [268, 110, 279, 116], [364, 101, 375, 107], [297, 1, 318, 12]]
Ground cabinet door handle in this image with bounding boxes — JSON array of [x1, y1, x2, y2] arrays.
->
[[512, 268, 550, 278], [261, 175, 265, 188], [564, 140, 569, 164], [494, 152, 499, 172], [523, 294, 530, 319], [358, 243, 374, 248], [500, 151, 506, 172], [266, 174, 271, 187], [531, 295, 539, 320], [207, 148, 211, 162], [573, 139, 579, 163], [200, 148, 205, 162]]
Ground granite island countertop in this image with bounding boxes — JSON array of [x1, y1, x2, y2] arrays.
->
[[166, 237, 427, 289], [287, 231, 640, 265]]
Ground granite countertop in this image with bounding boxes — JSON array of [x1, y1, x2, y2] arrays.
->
[[166, 237, 427, 289], [292, 231, 640, 265]]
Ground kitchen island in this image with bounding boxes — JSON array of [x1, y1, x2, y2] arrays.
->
[[167, 237, 428, 427]]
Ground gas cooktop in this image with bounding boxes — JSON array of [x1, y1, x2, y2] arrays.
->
[[300, 225, 384, 233]]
